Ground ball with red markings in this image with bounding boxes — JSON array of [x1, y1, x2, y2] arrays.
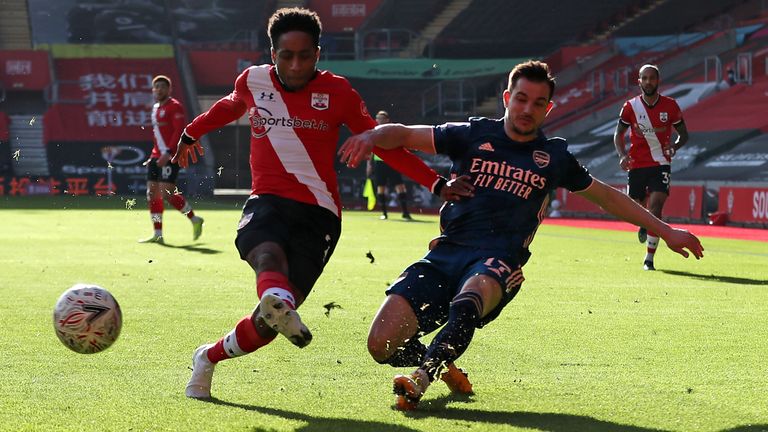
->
[[53, 284, 122, 354]]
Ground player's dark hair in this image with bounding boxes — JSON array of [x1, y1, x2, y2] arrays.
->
[[639, 64, 660, 78], [507, 60, 556, 100], [268, 7, 322, 51], [152, 75, 171, 87]]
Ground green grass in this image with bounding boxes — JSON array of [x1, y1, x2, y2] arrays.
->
[[1, 197, 767, 432]]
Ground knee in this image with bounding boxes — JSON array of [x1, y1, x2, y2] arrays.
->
[[367, 333, 393, 364], [246, 248, 283, 273]]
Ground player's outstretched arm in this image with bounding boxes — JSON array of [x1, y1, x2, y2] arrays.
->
[[578, 178, 704, 259], [338, 124, 434, 168]]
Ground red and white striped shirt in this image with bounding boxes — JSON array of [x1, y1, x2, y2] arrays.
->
[[150, 97, 186, 158], [186, 65, 439, 217], [619, 94, 683, 170]]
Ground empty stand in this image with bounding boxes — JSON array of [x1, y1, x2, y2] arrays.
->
[[432, 0, 637, 58], [616, 0, 747, 36]]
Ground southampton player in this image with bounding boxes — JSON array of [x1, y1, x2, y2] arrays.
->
[[139, 75, 203, 244], [614, 64, 688, 270], [174, 8, 473, 400], [339, 60, 703, 410]]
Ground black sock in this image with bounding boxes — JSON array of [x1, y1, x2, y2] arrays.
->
[[422, 291, 483, 381], [377, 193, 387, 215], [377, 338, 427, 367], [397, 192, 409, 214]]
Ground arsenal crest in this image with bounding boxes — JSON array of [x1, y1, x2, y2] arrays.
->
[[660, 112, 668, 122], [532, 150, 550, 168], [311, 92, 329, 110]]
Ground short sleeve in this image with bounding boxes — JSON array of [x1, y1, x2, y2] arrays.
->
[[671, 99, 683, 124], [433, 122, 472, 159], [559, 151, 593, 192], [619, 101, 632, 125]]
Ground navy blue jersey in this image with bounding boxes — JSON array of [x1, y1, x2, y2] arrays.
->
[[433, 117, 593, 256]]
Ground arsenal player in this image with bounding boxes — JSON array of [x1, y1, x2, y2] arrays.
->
[[176, 8, 473, 400], [338, 60, 703, 410], [139, 75, 203, 244], [614, 64, 689, 270]]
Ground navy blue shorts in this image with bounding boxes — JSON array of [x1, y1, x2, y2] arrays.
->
[[628, 165, 670, 200], [235, 195, 341, 298], [386, 241, 524, 334]]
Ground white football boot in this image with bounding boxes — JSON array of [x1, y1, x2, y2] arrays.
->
[[258, 294, 312, 348], [185, 344, 215, 399]]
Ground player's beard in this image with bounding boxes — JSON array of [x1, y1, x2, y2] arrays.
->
[[641, 84, 658, 97], [511, 115, 538, 137], [512, 124, 536, 136]]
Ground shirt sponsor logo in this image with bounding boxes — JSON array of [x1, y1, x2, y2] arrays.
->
[[248, 107, 329, 138], [533, 150, 550, 168], [469, 157, 547, 199], [311, 92, 329, 110]]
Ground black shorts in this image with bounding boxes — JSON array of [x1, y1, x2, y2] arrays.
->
[[386, 242, 524, 334], [235, 195, 341, 298], [146, 158, 180, 183], [627, 165, 670, 200], [374, 160, 403, 189]]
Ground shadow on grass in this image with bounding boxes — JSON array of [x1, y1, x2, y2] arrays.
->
[[408, 394, 665, 432], [204, 396, 768, 432], [205, 398, 419, 432], [157, 242, 222, 255], [658, 269, 768, 286]]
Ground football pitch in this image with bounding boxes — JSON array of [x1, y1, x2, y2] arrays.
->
[[1, 196, 767, 432]]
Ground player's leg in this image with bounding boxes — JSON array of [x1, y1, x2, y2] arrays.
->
[[627, 168, 649, 243], [394, 182, 411, 220], [158, 162, 204, 240], [185, 240, 291, 399], [399, 255, 522, 409], [368, 294, 424, 366], [139, 172, 164, 243], [370, 259, 455, 410], [187, 196, 329, 398], [374, 161, 388, 219], [642, 166, 670, 270]]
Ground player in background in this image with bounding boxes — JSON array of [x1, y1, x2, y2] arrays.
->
[[139, 75, 203, 244], [339, 60, 704, 410], [173, 8, 473, 400], [613, 64, 688, 270], [367, 110, 412, 220]]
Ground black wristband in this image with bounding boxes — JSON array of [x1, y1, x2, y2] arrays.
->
[[180, 132, 196, 145], [432, 176, 448, 196]]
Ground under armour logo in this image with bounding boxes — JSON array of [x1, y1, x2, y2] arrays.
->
[[259, 92, 275, 100]]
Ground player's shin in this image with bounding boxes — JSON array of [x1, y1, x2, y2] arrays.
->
[[150, 198, 164, 235], [167, 193, 196, 219], [421, 291, 483, 382], [206, 315, 276, 363], [376, 338, 427, 367]]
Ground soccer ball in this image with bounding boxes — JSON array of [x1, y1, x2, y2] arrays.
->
[[53, 284, 122, 354]]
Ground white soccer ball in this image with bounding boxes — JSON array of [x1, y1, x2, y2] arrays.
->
[[53, 284, 122, 354]]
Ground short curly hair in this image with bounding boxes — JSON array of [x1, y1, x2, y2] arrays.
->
[[268, 8, 322, 51]]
